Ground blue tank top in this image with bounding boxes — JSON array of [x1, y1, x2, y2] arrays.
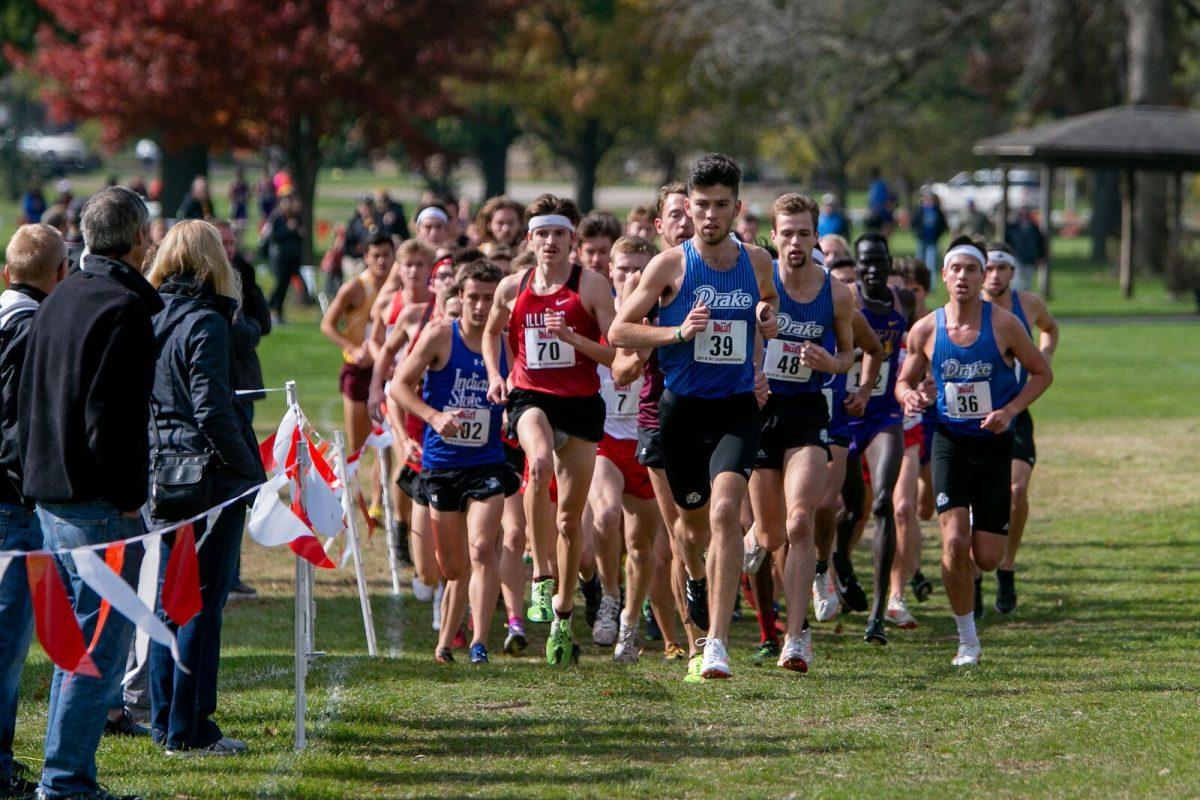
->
[[764, 265, 835, 395], [848, 286, 905, 429], [823, 370, 849, 439], [1009, 291, 1032, 387], [421, 321, 507, 469], [932, 303, 1021, 438], [658, 239, 760, 398]]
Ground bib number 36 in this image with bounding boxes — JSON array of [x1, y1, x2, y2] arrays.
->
[[944, 381, 993, 420]]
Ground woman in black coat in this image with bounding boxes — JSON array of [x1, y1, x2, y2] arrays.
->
[[145, 219, 265, 756]]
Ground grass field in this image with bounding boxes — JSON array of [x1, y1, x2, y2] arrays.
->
[[9, 307, 1199, 798]]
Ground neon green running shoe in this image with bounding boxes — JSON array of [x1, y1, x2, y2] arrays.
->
[[546, 615, 578, 666], [683, 652, 704, 683], [527, 578, 555, 624]]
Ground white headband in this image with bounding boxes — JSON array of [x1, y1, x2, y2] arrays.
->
[[987, 250, 1019, 269], [416, 207, 450, 226], [528, 214, 576, 233], [943, 244, 986, 269]]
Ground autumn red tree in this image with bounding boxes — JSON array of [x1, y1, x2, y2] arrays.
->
[[16, 0, 517, 258]]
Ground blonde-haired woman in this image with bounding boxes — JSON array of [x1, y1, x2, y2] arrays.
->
[[146, 219, 264, 756]]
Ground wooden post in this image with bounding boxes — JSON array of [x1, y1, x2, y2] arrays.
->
[[1120, 170, 1135, 299], [1038, 165, 1054, 298], [995, 165, 1010, 238]]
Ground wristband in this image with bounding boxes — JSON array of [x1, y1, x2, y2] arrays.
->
[[675, 327, 685, 343]]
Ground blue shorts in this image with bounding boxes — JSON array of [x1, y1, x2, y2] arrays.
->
[[848, 412, 902, 454]]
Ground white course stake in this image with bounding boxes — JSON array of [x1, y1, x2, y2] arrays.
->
[[336, 431, 378, 656], [376, 444, 403, 596]]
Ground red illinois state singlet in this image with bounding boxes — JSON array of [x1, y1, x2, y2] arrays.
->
[[507, 264, 601, 398]]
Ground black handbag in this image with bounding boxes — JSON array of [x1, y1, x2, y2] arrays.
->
[[149, 399, 215, 522]]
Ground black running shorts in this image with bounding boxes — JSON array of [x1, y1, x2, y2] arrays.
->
[[931, 425, 1013, 534], [397, 464, 429, 507], [1011, 409, 1036, 468], [658, 390, 760, 510], [754, 392, 831, 470], [636, 426, 665, 469], [506, 388, 605, 444], [421, 463, 520, 513]]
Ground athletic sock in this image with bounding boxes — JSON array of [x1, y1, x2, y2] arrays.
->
[[953, 612, 979, 647], [996, 569, 1015, 588], [814, 559, 828, 575], [534, 575, 553, 584], [555, 607, 572, 621], [755, 602, 777, 645]]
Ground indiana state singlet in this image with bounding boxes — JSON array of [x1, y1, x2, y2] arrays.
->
[[764, 265, 835, 395], [422, 321, 507, 469], [932, 302, 1020, 438], [507, 264, 601, 398], [658, 239, 760, 398]]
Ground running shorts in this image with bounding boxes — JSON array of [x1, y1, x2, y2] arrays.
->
[[904, 422, 924, 452], [658, 390, 760, 510], [597, 434, 655, 500], [931, 425, 1013, 534], [339, 362, 372, 403], [636, 426, 665, 469], [754, 392, 831, 469], [506, 388, 605, 444], [397, 464, 429, 506], [1011, 409, 1036, 467], [421, 463, 519, 512]]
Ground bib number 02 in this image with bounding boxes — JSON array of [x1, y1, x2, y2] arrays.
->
[[442, 407, 491, 447]]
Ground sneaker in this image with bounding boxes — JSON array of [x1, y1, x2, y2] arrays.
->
[[685, 577, 709, 631], [833, 554, 868, 612], [864, 616, 888, 645], [973, 577, 985, 621], [811, 570, 839, 622], [1, 761, 36, 799], [227, 579, 257, 600], [103, 708, 149, 738], [743, 526, 766, 574], [503, 617, 527, 655], [952, 642, 982, 666], [885, 596, 917, 629], [699, 638, 732, 679], [545, 616, 578, 666], [412, 577, 435, 603], [165, 736, 248, 757], [393, 524, 413, 568], [470, 643, 489, 664], [663, 642, 686, 661], [451, 626, 467, 649], [526, 578, 555, 624], [995, 569, 1017, 614], [435, 646, 454, 664], [613, 622, 640, 664], [644, 602, 663, 641], [777, 634, 810, 673], [910, 569, 933, 602], [682, 652, 704, 683], [580, 574, 602, 628], [751, 639, 780, 665], [367, 503, 384, 525], [592, 595, 620, 646]]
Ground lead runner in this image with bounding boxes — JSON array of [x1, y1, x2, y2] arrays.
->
[[610, 154, 778, 680]]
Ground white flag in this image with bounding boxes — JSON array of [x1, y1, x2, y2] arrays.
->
[[247, 475, 313, 547], [0, 555, 11, 588], [127, 535, 163, 682], [271, 405, 299, 474], [303, 465, 344, 538]]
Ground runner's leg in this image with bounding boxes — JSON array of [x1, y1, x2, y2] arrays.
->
[[781, 446, 825, 638], [551, 435, 598, 617], [466, 495, 506, 649], [863, 427, 902, 632]]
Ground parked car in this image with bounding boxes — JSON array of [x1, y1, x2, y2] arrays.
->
[[18, 132, 98, 174], [930, 168, 1040, 216]]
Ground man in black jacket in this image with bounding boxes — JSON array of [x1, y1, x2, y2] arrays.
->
[[0, 223, 67, 800], [19, 186, 159, 800]]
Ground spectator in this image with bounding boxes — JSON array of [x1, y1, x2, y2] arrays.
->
[[0, 224, 68, 800], [19, 186, 161, 800], [959, 198, 991, 240], [53, 178, 73, 209], [255, 166, 277, 220], [1004, 206, 1046, 291], [261, 188, 309, 322], [866, 167, 894, 235], [344, 194, 379, 261], [374, 188, 410, 241], [320, 223, 349, 295], [817, 192, 850, 239], [228, 168, 249, 229], [63, 199, 86, 273], [150, 217, 170, 246], [176, 176, 214, 220], [19, 179, 47, 226], [41, 205, 68, 236], [915, 191, 948, 288], [128, 175, 149, 199], [145, 219, 264, 756]]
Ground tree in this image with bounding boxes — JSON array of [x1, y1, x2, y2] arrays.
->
[[16, 0, 517, 260]]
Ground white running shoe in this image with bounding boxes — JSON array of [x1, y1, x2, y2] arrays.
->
[[412, 577, 435, 603], [432, 581, 445, 632], [952, 642, 982, 666], [886, 595, 917, 630], [699, 638, 732, 679], [742, 524, 766, 574], [812, 570, 839, 622], [613, 622, 640, 663], [592, 595, 620, 646], [777, 633, 810, 673]]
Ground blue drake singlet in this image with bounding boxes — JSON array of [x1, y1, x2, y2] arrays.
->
[[658, 239, 760, 398], [422, 321, 507, 469], [1008, 291, 1032, 386], [763, 264, 835, 395], [932, 302, 1020, 438]]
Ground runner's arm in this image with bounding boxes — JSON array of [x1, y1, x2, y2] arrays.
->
[[750, 247, 779, 339], [991, 310, 1053, 421], [609, 252, 685, 349], [550, 270, 616, 366], [895, 314, 934, 415], [367, 304, 418, 423], [852, 309, 883, 405], [389, 323, 461, 439], [366, 291, 391, 360], [319, 282, 364, 355], [483, 275, 517, 403], [1023, 291, 1059, 362], [803, 277, 855, 375]]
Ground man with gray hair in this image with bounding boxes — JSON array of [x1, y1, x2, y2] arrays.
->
[[18, 186, 161, 800]]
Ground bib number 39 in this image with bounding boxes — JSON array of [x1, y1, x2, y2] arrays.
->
[[525, 327, 575, 369], [695, 320, 747, 365], [944, 381, 993, 420]]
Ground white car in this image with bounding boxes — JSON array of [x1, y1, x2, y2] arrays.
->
[[18, 132, 96, 173], [931, 169, 1040, 216]]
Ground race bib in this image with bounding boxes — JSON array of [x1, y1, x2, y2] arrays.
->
[[846, 360, 890, 397], [944, 381, 993, 420], [764, 338, 813, 383], [442, 407, 491, 447], [525, 327, 575, 369], [601, 376, 642, 418], [695, 320, 747, 365]]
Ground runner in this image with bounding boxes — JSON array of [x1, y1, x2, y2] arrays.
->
[[483, 194, 616, 666], [903, 260, 938, 527], [747, 193, 855, 671], [414, 204, 452, 248], [897, 235, 1052, 665], [576, 212, 622, 277], [610, 154, 779, 680], [982, 241, 1059, 613], [475, 196, 526, 248], [391, 258, 518, 663]]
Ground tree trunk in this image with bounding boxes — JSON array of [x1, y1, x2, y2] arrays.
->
[[658, 148, 678, 187], [160, 143, 208, 220], [571, 118, 607, 213], [1090, 169, 1120, 263], [478, 139, 509, 199], [1126, 0, 1172, 275], [286, 113, 321, 266]]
